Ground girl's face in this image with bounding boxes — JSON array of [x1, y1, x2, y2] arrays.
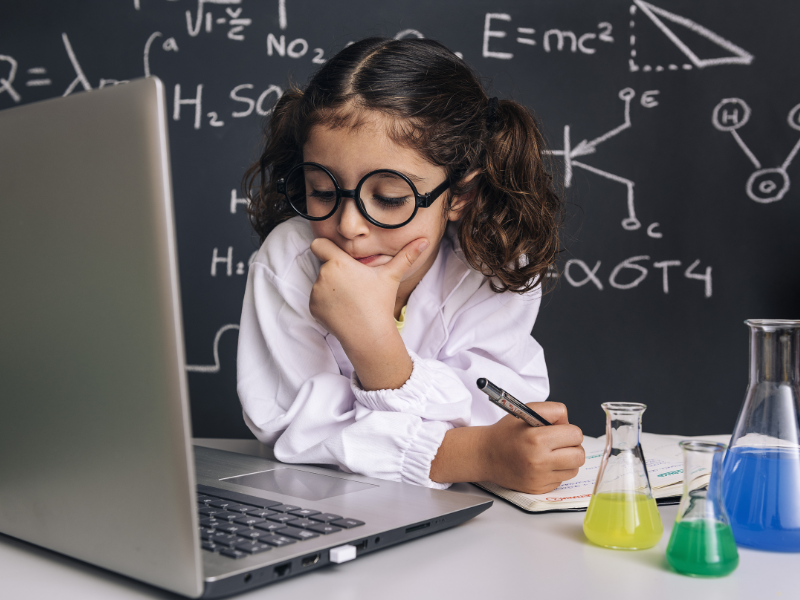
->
[[304, 113, 464, 301]]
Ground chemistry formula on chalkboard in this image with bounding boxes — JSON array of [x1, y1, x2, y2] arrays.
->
[[1, 0, 798, 438]]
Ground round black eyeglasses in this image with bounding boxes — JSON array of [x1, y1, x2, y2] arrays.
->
[[277, 162, 458, 229]]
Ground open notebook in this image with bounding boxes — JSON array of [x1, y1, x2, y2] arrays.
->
[[473, 433, 731, 513]]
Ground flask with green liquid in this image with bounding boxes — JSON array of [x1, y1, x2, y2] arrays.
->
[[583, 402, 663, 549], [666, 441, 739, 577]]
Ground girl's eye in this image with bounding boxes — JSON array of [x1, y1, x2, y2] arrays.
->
[[309, 189, 336, 203], [372, 194, 411, 209]]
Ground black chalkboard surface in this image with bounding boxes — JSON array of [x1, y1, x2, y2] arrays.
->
[[2, 1, 798, 438]]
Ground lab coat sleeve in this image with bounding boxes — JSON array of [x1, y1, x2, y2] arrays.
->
[[438, 287, 550, 424], [350, 284, 549, 430], [237, 261, 454, 489]]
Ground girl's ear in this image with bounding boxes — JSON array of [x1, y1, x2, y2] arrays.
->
[[447, 169, 481, 222]]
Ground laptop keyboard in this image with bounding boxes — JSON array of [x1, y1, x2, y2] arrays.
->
[[196, 484, 364, 560]]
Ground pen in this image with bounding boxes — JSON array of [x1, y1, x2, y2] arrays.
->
[[476, 378, 552, 427]]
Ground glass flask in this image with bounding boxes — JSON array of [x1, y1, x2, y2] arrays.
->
[[666, 441, 739, 577], [583, 402, 663, 549], [722, 319, 800, 552]]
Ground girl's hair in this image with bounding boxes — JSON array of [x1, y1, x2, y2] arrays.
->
[[242, 37, 563, 294]]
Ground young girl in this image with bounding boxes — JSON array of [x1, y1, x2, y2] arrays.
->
[[237, 37, 585, 494]]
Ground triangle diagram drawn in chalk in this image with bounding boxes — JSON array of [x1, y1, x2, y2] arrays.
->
[[633, 0, 754, 68]]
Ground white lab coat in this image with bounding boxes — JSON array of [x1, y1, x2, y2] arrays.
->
[[237, 216, 549, 489]]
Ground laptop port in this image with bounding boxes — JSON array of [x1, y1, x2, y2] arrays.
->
[[354, 539, 368, 551], [405, 522, 430, 534], [301, 553, 320, 567], [274, 563, 291, 578]]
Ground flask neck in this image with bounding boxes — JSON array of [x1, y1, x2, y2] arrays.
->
[[605, 411, 643, 450], [749, 323, 800, 384]]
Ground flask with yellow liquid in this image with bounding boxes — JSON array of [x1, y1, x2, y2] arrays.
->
[[583, 402, 663, 550]]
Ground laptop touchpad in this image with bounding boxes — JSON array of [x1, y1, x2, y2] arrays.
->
[[222, 468, 377, 501]]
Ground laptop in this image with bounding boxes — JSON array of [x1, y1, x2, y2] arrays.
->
[[0, 77, 492, 598]]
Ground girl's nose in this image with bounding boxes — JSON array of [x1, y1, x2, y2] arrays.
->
[[336, 197, 370, 239]]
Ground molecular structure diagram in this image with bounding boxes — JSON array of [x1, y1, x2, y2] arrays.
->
[[549, 87, 662, 235], [712, 98, 800, 203]]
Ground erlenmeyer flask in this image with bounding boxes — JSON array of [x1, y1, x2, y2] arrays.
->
[[583, 402, 663, 549], [666, 441, 739, 577], [722, 319, 800, 552]]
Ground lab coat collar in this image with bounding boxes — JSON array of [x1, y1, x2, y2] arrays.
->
[[402, 222, 472, 355]]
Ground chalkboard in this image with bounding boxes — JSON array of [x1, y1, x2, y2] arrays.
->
[[2, 1, 798, 438]]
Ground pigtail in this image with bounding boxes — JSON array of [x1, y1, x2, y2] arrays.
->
[[242, 87, 306, 243], [458, 99, 563, 294]]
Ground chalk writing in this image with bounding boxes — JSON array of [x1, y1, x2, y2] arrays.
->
[[143, 32, 179, 78], [629, 1, 753, 73], [712, 98, 800, 203], [185, 0, 251, 40], [185, 324, 239, 373], [0, 55, 20, 102], [563, 256, 712, 297], [548, 88, 660, 232], [483, 13, 614, 60]]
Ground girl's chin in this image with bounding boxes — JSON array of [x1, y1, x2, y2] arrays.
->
[[356, 254, 392, 266]]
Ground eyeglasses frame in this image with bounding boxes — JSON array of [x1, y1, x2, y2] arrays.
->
[[276, 162, 459, 230]]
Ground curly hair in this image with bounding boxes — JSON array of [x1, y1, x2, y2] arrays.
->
[[242, 37, 563, 294]]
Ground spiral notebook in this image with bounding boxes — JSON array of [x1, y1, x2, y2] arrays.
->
[[473, 433, 731, 513]]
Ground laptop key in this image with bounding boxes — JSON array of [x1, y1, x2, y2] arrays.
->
[[199, 527, 215, 540], [213, 521, 247, 534], [219, 548, 248, 559], [330, 519, 365, 529], [234, 541, 272, 555], [286, 518, 317, 529], [309, 513, 342, 523], [248, 508, 278, 519], [208, 500, 247, 511], [275, 527, 320, 541], [234, 515, 267, 526], [253, 522, 285, 533], [269, 504, 301, 513], [265, 513, 295, 524], [235, 506, 266, 515], [199, 507, 224, 517], [196, 485, 282, 509], [263, 535, 296, 547], [210, 511, 241, 521], [199, 517, 218, 527], [209, 532, 240, 547], [201, 541, 218, 552], [236, 529, 273, 541], [308, 524, 343, 535], [289, 508, 320, 518]]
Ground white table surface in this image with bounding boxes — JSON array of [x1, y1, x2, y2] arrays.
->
[[1, 439, 795, 600]]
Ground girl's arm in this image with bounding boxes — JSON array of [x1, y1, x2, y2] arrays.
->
[[428, 402, 584, 494], [238, 228, 464, 489], [308, 238, 586, 493]]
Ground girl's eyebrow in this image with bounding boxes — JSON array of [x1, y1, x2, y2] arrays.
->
[[321, 165, 426, 184], [374, 171, 425, 183]]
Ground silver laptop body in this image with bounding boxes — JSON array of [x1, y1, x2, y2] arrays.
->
[[0, 77, 492, 598]]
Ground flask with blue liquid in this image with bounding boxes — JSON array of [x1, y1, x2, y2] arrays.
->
[[722, 320, 800, 552]]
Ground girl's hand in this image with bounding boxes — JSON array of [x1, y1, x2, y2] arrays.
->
[[309, 236, 429, 344], [480, 402, 585, 494], [309, 236, 429, 391]]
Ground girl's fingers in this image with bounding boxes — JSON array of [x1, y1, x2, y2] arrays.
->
[[548, 445, 586, 470], [309, 237, 345, 263], [383, 238, 429, 282], [527, 401, 569, 425], [530, 423, 583, 449]]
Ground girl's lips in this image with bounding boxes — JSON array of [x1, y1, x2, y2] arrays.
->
[[356, 254, 381, 265]]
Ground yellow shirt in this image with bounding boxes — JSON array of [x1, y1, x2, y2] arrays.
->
[[395, 305, 406, 333]]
